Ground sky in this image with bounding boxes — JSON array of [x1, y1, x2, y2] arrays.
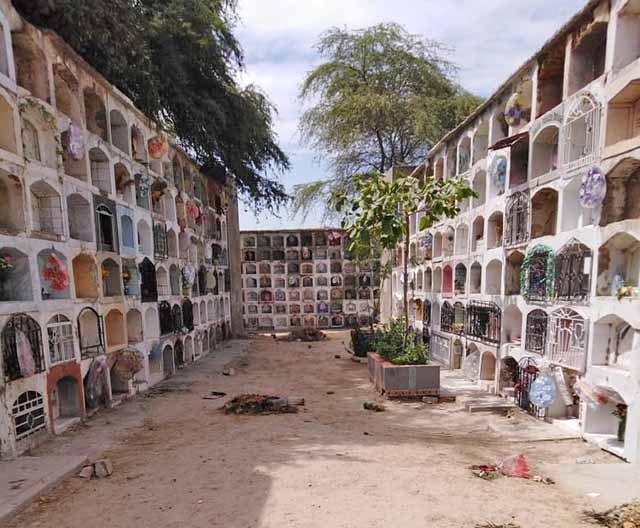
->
[[235, 0, 587, 230]]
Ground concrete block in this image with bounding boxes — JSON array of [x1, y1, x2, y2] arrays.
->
[[93, 459, 113, 478], [77, 466, 94, 479]]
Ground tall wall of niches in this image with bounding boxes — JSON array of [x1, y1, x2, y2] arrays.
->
[[241, 229, 379, 331]]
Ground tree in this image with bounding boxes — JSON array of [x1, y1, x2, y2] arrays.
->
[[336, 170, 475, 345], [13, 0, 290, 212], [295, 23, 482, 219]]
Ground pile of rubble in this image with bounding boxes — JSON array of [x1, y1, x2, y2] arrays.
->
[[222, 394, 303, 415], [584, 502, 640, 527], [78, 459, 113, 479], [278, 328, 327, 342]]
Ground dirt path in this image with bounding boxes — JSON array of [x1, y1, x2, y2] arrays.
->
[[2, 331, 616, 528]]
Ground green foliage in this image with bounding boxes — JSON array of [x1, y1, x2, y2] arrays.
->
[[390, 340, 428, 366], [335, 171, 476, 253], [295, 22, 482, 217], [14, 0, 290, 213], [374, 319, 428, 365], [374, 319, 405, 360], [336, 170, 475, 342]]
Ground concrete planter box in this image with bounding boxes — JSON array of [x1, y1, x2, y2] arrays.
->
[[368, 352, 440, 397], [381, 362, 440, 397]]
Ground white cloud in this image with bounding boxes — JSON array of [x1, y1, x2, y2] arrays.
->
[[236, 0, 588, 229]]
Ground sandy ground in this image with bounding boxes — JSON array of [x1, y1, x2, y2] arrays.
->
[[2, 331, 619, 528]]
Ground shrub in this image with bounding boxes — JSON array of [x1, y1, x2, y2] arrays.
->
[[374, 319, 404, 361], [390, 340, 429, 365], [350, 326, 375, 357], [373, 319, 429, 365]]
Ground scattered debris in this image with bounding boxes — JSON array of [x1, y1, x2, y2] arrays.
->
[[577, 456, 595, 464], [202, 391, 227, 400], [288, 396, 305, 406], [475, 523, 521, 528], [146, 381, 193, 395], [279, 328, 326, 342], [471, 454, 531, 481], [334, 354, 341, 359], [499, 454, 530, 479], [222, 394, 300, 415], [8, 478, 27, 490], [326, 390, 335, 395], [78, 459, 113, 479], [532, 475, 555, 485], [363, 401, 386, 412], [584, 501, 640, 527], [363, 431, 371, 436], [422, 396, 439, 404], [222, 367, 235, 376], [470, 464, 501, 481]]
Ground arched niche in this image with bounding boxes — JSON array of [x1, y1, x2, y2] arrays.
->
[[30, 180, 63, 237], [72, 254, 98, 298], [487, 211, 503, 249], [0, 93, 17, 153], [104, 309, 126, 349], [0, 172, 25, 232], [109, 109, 129, 154], [126, 309, 143, 344], [67, 193, 93, 242], [114, 162, 134, 205], [89, 148, 111, 194], [531, 125, 559, 179], [53, 64, 82, 123], [0, 247, 33, 301], [530, 188, 558, 239], [37, 248, 70, 300], [83, 88, 108, 140], [137, 220, 152, 256], [101, 258, 122, 297], [144, 306, 159, 339], [12, 32, 49, 100], [600, 158, 640, 227], [470, 262, 482, 294], [597, 232, 640, 296], [485, 259, 502, 295], [472, 170, 486, 207]]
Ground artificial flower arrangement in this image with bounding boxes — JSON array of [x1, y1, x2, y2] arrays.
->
[[41, 253, 69, 291]]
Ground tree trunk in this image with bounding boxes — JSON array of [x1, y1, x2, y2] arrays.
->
[[402, 215, 410, 348]]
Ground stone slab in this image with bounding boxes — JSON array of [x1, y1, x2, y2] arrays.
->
[[541, 462, 640, 510], [0, 455, 87, 524]]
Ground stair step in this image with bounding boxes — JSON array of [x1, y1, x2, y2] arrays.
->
[[465, 401, 516, 413]]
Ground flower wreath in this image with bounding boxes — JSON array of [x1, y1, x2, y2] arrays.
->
[[42, 253, 69, 291]]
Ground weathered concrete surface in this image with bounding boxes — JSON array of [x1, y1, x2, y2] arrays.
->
[[542, 462, 640, 510], [0, 455, 87, 523]]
